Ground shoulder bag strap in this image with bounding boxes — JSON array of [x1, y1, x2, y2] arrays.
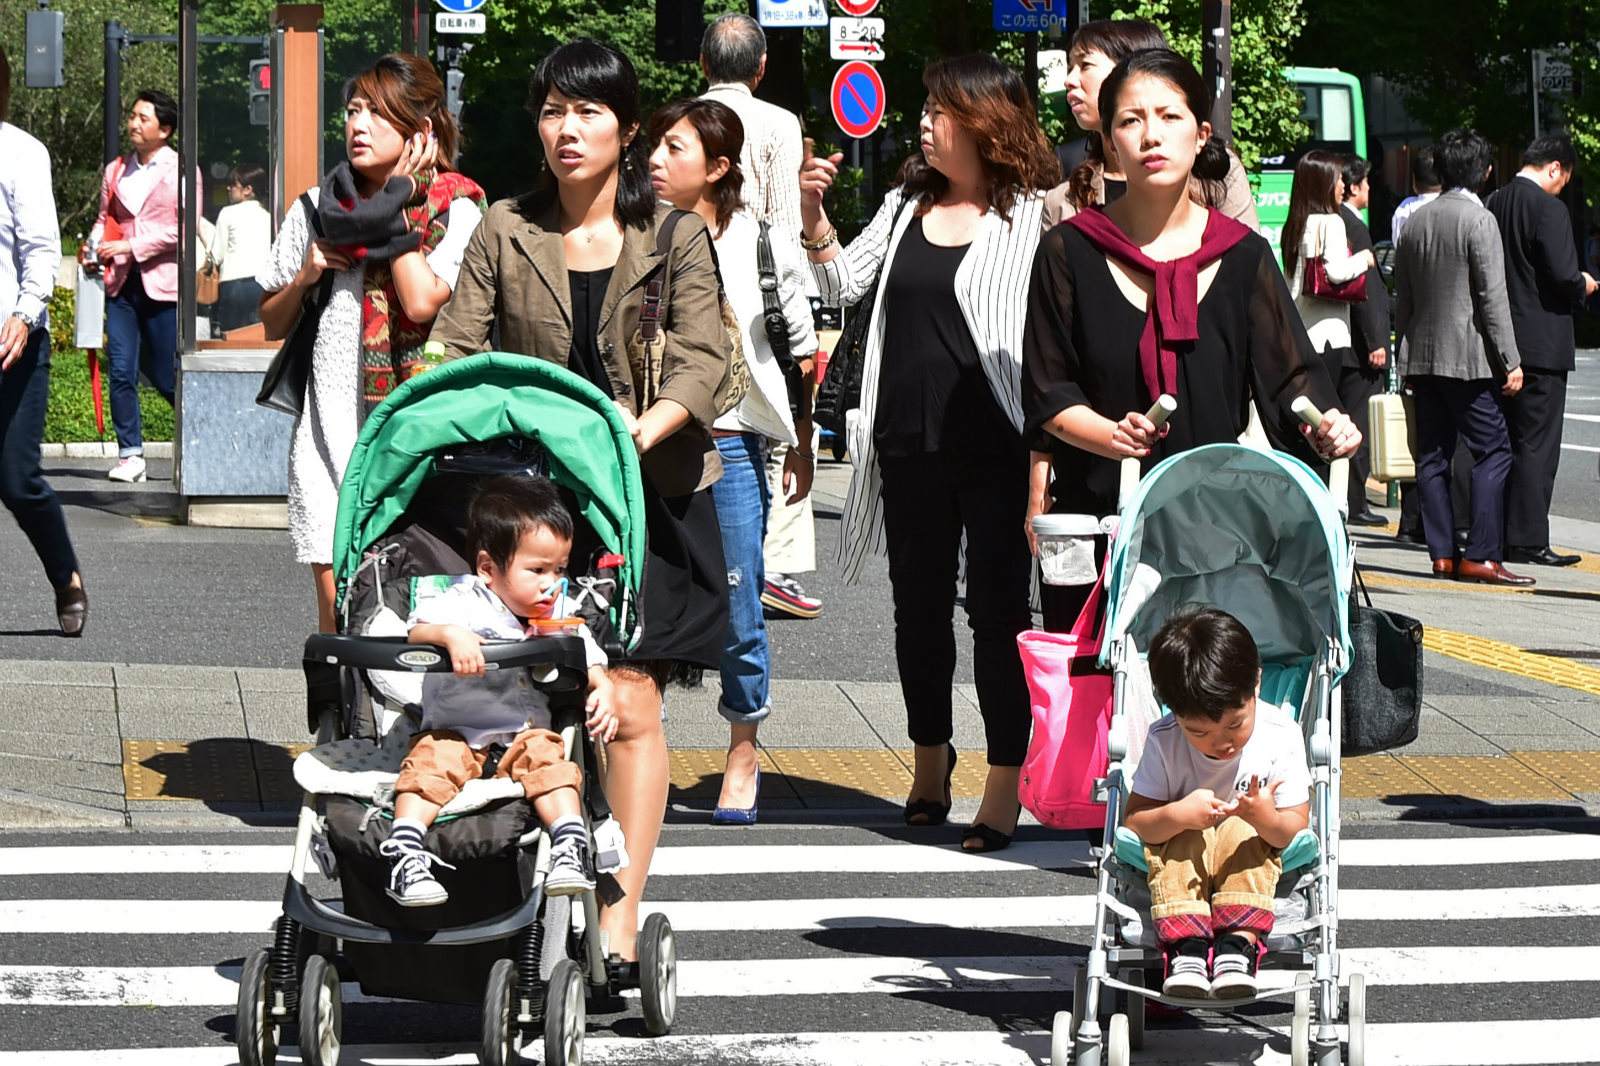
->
[[298, 191, 336, 310], [639, 209, 687, 344], [755, 221, 795, 369]]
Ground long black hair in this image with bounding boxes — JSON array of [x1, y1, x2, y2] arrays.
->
[[525, 39, 655, 230], [1281, 149, 1343, 275], [1096, 49, 1231, 193]]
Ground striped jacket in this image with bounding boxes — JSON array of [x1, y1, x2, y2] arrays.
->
[[812, 187, 1047, 584]]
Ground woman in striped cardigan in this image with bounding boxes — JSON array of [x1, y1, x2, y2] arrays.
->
[[799, 55, 1059, 852]]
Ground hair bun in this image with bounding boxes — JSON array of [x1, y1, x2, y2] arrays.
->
[[1195, 135, 1231, 182]]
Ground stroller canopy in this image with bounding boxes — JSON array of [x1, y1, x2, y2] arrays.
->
[[331, 353, 647, 600], [1101, 444, 1352, 675]]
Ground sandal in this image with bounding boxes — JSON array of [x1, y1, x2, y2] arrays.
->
[[903, 743, 957, 827], [962, 802, 1022, 853]]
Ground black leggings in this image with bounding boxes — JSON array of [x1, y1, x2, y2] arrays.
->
[[878, 450, 1033, 767]]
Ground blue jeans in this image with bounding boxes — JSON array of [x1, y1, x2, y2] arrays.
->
[[710, 432, 772, 724], [106, 267, 177, 456], [0, 329, 79, 587]]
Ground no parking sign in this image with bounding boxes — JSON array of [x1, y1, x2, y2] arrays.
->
[[830, 60, 886, 139]]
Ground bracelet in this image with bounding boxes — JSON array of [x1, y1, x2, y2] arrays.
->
[[800, 226, 838, 252]]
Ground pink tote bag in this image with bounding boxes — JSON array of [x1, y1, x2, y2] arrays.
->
[[1017, 563, 1113, 830]]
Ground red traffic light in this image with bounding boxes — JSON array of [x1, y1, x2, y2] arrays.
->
[[250, 60, 271, 92]]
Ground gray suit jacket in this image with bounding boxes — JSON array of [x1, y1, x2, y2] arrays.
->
[[1394, 189, 1520, 381]]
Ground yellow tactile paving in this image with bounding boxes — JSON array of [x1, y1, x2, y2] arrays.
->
[[123, 739, 310, 802], [1422, 628, 1600, 697], [1508, 751, 1600, 796], [1394, 755, 1572, 801], [1341, 754, 1440, 798]]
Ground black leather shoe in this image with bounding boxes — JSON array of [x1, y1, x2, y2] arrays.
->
[[55, 582, 87, 637], [1506, 546, 1582, 567], [1394, 526, 1426, 545], [1348, 510, 1389, 527]]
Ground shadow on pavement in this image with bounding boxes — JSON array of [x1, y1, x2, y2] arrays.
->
[[136, 736, 297, 815], [1381, 793, 1599, 829]]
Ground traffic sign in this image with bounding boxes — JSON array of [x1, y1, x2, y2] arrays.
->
[[835, 0, 880, 15], [756, 0, 829, 28], [829, 17, 884, 62], [435, 12, 485, 33], [993, 0, 1072, 32], [434, 0, 486, 13], [831, 61, 885, 140]]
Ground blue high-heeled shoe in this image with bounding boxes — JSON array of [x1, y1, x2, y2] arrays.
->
[[711, 766, 760, 826]]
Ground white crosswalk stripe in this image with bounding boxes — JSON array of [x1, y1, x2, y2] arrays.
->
[[0, 824, 1594, 1065]]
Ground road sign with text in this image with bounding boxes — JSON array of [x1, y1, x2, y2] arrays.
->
[[757, 0, 829, 28], [829, 17, 884, 62], [435, 12, 485, 33], [831, 61, 885, 139], [992, 0, 1073, 32], [835, 0, 880, 15]]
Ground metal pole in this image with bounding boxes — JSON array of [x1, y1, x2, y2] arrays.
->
[[1024, 32, 1039, 109], [103, 20, 122, 165], [1202, 0, 1233, 141], [1531, 51, 1542, 139], [178, 0, 198, 357]]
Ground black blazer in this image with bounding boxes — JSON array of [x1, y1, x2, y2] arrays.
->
[[1340, 204, 1390, 362], [1485, 177, 1586, 371]]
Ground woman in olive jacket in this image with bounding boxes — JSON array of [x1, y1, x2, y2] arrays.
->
[[430, 39, 731, 962]]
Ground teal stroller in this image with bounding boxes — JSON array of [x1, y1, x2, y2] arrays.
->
[[238, 354, 675, 1066], [1054, 436, 1365, 1066]]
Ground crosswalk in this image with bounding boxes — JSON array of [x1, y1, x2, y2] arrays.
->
[[1, 821, 1598, 1065]]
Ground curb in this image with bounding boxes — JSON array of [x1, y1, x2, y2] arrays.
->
[[0, 786, 127, 830], [42, 441, 173, 459]]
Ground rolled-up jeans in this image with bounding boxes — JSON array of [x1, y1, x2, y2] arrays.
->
[[710, 432, 772, 725], [1145, 816, 1282, 944]]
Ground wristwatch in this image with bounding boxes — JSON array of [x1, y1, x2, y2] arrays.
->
[[9, 310, 36, 331]]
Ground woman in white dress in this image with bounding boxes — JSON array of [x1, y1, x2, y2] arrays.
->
[[258, 53, 487, 658]]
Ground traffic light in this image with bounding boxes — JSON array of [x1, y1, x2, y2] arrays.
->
[[248, 59, 271, 127], [445, 68, 465, 123]]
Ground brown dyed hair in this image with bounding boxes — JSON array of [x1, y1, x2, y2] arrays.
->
[[648, 97, 746, 235], [1281, 149, 1343, 275], [897, 54, 1060, 223], [344, 53, 460, 170]]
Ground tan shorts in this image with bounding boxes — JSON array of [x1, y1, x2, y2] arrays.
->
[[395, 728, 581, 808]]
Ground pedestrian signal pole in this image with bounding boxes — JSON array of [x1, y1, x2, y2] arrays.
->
[[1201, 0, 1233, 141]]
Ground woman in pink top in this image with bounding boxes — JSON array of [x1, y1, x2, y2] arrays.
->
[[83, 90, 181, 484]]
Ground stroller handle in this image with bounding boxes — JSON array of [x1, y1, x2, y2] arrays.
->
[[303, 633, 590, 684], [1117, 394, 1178, 513], [1291, 396, 1352, 518]]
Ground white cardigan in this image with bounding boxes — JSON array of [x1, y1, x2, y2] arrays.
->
[[1290, 211, 1367, 354], [812, 187, 1046, 584]]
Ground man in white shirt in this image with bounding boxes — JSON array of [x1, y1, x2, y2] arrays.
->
[[0, 45, 86, 635], [1389, 146, 1440, 245], [700, 13, 824, 619]]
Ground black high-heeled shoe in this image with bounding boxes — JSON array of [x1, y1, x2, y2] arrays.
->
[[962, 802, 1022, 853], [55, 581, 87, 637], [903, 743, 957, 827]]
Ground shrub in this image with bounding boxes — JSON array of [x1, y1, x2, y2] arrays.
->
[[44, 286, 174, 444]]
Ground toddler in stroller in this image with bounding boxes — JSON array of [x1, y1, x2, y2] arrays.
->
[[387, 474, 618, 907], [1124, 606, 1311, 1000]]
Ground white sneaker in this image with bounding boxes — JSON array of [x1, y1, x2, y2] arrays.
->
[[545, 832, 596, 897], [1161, 942, 1212, 998], [108, 456, 147, 483], [1209, 938, 1260, 999], [378, 837, 454, 907]]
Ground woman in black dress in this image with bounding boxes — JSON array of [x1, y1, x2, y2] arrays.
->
[[1023, 49, 1360, 629], [430, 40, 731, 960]]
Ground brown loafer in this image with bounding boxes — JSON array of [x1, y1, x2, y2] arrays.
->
[[55, 582, 88, 637], [1455, 560, 1535, 587], [1431, 559, 1456, 578]]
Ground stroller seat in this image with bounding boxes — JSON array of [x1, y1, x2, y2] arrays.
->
[[293, 730, 524, 818]]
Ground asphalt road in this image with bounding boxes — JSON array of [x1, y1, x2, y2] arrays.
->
[[1, 819, 1595, 1065], [1555, 350, 1600, 526]]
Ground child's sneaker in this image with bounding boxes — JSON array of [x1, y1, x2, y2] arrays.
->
[[545, 831, 596, 897], [1209, 934, 1260, 999], [378, 837, 453, 907], [1161, 937, 1212, 998]]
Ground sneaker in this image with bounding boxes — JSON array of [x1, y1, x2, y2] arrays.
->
[[762, 574, 822, 619], [108, 456, 147, 483], [378, 837, 454, 907], [545, 832, 596, 897], [1209, 934, 1260, 999], [1161, 938, 1212, 998]]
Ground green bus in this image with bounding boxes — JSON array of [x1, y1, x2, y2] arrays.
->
[[1254, 67, 1369, 266]]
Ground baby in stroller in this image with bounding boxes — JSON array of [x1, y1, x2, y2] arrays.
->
[[1124, 606, 1311, 1000], [387, 474, 619, 907]]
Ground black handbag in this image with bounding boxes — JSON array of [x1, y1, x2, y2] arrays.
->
[[256, 192, 335, 417], [1343, 567, 1424, 756], [812, 198, 910, 436]]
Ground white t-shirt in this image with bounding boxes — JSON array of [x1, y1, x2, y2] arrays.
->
[[1130, 703, 1311, 809]]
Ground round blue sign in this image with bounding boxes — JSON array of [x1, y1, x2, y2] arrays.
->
[[831, 61, 885, 139], [435, 0, 486, 13]]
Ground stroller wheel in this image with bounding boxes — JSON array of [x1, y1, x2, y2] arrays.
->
[[235, 948, 278, 1066], [1346, 972, 1366, 1066], [1106, 1013, 1130, 1066], [480, 957, 526, 1066], [1291, 976, 1313, 1066], [1050, 1009, 1074, 1066], [543, 958, 586, 1066], [1118, 968, 1146, 1050], [638, 912, 677, 1036], [296, 955, 341, 1066]]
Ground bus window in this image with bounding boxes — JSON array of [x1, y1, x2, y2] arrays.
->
[[1302, 85, 1354, 146]]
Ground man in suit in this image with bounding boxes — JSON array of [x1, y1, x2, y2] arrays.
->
[[1394, 128, 1533, 586], [1338, 156, 1391, 525], [1485, 134, 1598, 567]]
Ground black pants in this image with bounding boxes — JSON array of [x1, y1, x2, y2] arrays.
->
[[879, 449, 1033, 767], [0, 329, 79, 588], [1321, 345, 1381, 516], [1502, 366, 1568, 551], [1412, 376, 1512, 562]]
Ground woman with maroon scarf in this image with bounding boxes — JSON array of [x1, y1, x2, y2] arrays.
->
[[1023, 49, 1359, 629]]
